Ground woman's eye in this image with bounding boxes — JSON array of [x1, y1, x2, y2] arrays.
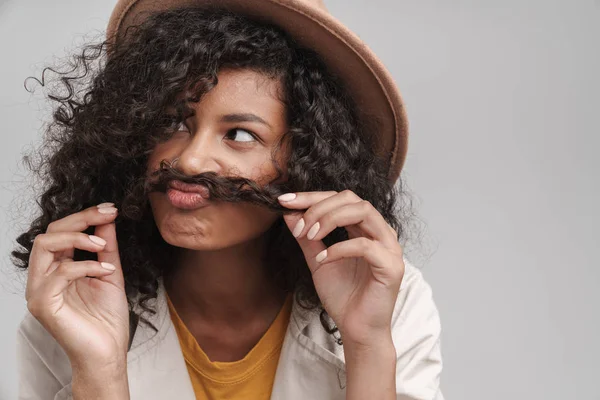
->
[[166, 121, 258, 144], [174, 121, 189, 132], [225, 128, 258, 143]]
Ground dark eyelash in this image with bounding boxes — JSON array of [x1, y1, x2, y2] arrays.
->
[[225, 128, 260, 142]]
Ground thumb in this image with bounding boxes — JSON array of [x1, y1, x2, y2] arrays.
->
[[94, 221, 125, 288]]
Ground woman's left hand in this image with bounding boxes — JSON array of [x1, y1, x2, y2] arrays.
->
[[278, 190, 405, 347]]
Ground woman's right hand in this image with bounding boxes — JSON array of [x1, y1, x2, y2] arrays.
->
[[25, 203, 130, 370]]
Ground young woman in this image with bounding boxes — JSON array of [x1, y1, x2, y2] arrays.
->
[[13, 1, 444, 399]]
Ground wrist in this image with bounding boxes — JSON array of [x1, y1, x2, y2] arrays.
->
[[71, 360, 130, 400], [344, 336, 396, 364], [71, 355, 127, 377], [343, 334, 397, 400], [69, 344, 128, 370], [341, 328, 394, 351]]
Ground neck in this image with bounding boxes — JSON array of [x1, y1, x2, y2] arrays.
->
[[164, 234, 287, 328]]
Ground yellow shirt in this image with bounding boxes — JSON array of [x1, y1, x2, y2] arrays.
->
[[166, 292, 293, 400]]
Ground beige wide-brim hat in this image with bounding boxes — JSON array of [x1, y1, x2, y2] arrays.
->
[[107, 0, 409, 183]]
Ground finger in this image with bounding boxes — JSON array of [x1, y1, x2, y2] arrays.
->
[[48, 260, 116, 292], [28, 232, 110, 294], [284, 190, 363, 239], [277, 190, 339, 210], [46, 203, 118, 260], [307, 200, 400, 250], [282, 212, 327, 272], [28, 260, 116, 318], [46, 203, 117, 233], [94, 221, 125, 288], [314, 238, 405, 286], [279, 191, 362, 274]]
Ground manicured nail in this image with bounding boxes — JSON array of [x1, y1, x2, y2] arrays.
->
[[316, 249, 328, 263], [97, 202, 115, 208], [278, 193, 297, 202], [89, 235, 107, 246], [98, 207, 118, 214], [307, 222, 320, 240], [292, 218, 305, 238], [100, 262, 116, 271]]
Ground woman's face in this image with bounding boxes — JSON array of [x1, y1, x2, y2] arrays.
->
[[146, 68, 289, 250]]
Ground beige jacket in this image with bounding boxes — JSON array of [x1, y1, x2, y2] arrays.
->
[[17, 258, 444, 400]]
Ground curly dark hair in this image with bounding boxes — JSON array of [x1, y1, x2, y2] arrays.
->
[[11, 7, 422, 346]]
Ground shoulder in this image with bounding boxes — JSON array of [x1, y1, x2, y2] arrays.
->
[[393, 257, 441, 326], [390, 257, 444, 399]]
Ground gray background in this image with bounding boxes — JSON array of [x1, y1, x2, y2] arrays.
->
[[1, 0, 598, 399]]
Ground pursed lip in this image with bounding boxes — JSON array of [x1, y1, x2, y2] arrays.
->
[[167, 180, 210, 199]]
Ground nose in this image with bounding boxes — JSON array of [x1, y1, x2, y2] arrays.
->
[[173, 130, 221, 177]]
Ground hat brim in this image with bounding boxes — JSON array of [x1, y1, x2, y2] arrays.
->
[[107, 0, 408, 182]]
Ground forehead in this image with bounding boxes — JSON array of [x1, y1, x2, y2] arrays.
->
[[176, 68, 285, 113], [213, 68, 283, 98]]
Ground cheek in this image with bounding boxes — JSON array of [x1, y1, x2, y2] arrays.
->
[[190, 204, 279, 251], [217, 203, 280, 240]]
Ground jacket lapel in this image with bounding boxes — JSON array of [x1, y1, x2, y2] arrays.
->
[[126, 278, 196, 399], [269, 294, 348, 400]]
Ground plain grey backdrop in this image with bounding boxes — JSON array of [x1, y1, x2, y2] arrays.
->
[[1, 0, 598, 399]]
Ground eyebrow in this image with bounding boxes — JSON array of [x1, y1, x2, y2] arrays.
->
[[219, 113, 272, 129]]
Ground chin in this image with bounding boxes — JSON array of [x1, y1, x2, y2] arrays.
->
[[162, 232, 221, 251]]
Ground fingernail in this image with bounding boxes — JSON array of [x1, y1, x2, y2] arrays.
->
[[97, 202, 115, 208], [307, 222, 320, 240], [316, 249, 328, 263], [89, 235, 107, 246], [278, 193, 297, 202], [98, 207, 118, 214], [292, 218, 305, 238], [100, 262, 116, 271]]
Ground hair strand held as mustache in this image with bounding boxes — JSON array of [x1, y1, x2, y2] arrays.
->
[[144, 160, 300, 214]]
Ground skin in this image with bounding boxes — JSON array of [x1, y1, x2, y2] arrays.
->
[[147, 67, 291, 361]]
